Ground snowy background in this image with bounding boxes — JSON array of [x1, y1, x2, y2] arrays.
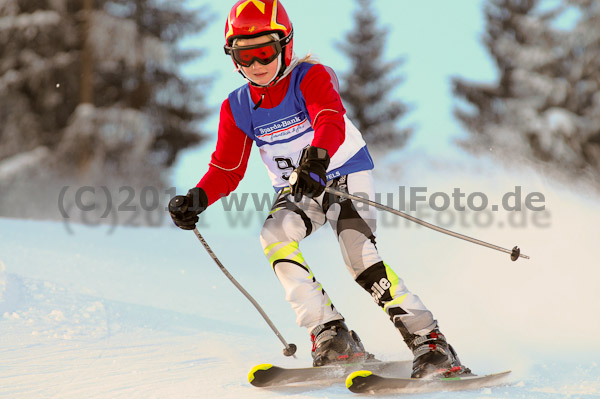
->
[[2, 0, 600, 398], [1, 152, 599, 399]]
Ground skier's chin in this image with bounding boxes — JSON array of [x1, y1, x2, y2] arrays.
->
[[251, 73, 271, 85]]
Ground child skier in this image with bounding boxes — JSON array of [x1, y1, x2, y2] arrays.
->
[[169, 0, 468, 378]]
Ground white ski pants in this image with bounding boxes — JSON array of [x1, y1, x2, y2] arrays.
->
[[260, 170, 437, 337]]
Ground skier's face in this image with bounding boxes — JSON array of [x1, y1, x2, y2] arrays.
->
[[235, 35, 280, 86]]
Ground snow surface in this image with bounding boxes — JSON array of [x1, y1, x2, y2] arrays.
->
[[1, 155, 599, 398]]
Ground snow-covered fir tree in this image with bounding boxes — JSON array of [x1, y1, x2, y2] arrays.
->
[[452, 0, 600, 181], [0, 0, 211, 219], [0, 0, 79, 162], [0, 0, 210, 180], [337, 0, 412, 148]]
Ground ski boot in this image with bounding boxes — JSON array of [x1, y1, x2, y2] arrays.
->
[[310, 319, 369, 367], [407, 328, 472, 378]]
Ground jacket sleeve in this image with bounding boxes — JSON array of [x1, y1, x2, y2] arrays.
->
[[299, 64, 347, 157], [196, 99, 252, 206]]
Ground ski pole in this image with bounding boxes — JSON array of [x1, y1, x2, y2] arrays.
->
[[169, 196, 297, 357], [324, 187, 530, 261], [191, 227, 298, 357]]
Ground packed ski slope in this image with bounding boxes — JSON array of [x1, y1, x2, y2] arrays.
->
[[1, 155, 599, 398]]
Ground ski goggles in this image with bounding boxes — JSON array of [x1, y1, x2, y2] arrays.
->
[[224, 40, 282, 67]]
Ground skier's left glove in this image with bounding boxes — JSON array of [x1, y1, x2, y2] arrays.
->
[[168, 187, 208, 230], [289, 146, 330, 202]]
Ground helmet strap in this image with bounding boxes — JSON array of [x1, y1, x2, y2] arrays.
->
[[264, 55, 282, 86]]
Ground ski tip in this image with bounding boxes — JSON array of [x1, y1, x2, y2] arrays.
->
[[345, 370, 373, 389], [248, 363, 273, 384]]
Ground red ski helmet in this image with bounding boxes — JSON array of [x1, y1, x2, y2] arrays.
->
[[224, 0, 294, 67]]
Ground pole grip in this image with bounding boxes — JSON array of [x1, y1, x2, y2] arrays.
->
[[169, 196, 188, 213]]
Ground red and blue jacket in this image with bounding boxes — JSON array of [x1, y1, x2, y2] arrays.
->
[[197, 62, 373, 205]]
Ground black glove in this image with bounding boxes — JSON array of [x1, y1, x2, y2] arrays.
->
[[289, 146, 330, 202], [168, 187, 208, 230]]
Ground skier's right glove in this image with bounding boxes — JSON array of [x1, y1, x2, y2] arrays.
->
[[168, 187, 208, 230]]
